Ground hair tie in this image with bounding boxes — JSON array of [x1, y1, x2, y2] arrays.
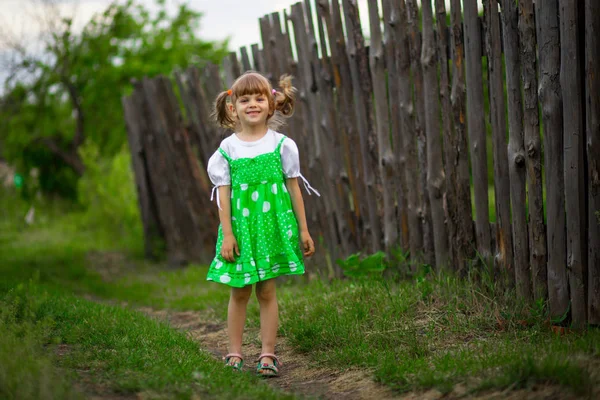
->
[[227, 89, 232, 96], [272, 89, 277, 95]]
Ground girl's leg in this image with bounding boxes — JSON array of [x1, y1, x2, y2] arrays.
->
[[227, 285, 253, 364], [255, 279, 278, 368]]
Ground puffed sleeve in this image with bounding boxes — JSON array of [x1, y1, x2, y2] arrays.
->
[[280, 138, 301, 178], [207, 150, 231, 186]]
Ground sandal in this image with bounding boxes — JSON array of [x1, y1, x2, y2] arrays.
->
[[223, 353, 244, 371], [255, 353, 281, 377]]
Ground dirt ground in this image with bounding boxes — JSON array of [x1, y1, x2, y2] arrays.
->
[[77, 253, 592, 400], [137, 308, 586, 400]]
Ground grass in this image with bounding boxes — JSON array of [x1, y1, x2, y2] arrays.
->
[[1, 188, 598, 398], [1, 280, 295, 400], [271, 273, 599, 397], [0, 191, 293, 399]]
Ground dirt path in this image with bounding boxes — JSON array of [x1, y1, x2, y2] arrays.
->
[[137, 308, 589, 400], [82, 253, 591, 400], [138, 307, 403, 400], [58, 299, 591, 400]]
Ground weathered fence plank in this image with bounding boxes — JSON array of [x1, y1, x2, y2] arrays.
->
[[463, 0, 491, 263], [141, 77, 208, 265], [251, 43, 265, 72], [536, 0, 568, 321], [319, 0, 366, 251], [201, 63, 222, 105], [341, 0, 382, 252], [586, 0, 600, 326], [519, 0, 547, 302], [176, 67, 218, 165], [315, 1, 355, 257], [382, 0, 409, 252], [240, 46, 252, 71], [259, 15, 278, 83], [288, 4, 329, 267], [222, 52, 241, 88], [406, 0, 434, 266], [501, 0, 528, 293], [420, 0, 448, 268], [484, 0, 513, 281], [449, 0, 476, 272], [367, 0, 397, 253], [396, 0, 423, 264], [122, 89, 163, 260], [308, 1, 349, 263], [270, 12, 289, 78], [434, 0, 456, 269], [560, 0, 587, 328]]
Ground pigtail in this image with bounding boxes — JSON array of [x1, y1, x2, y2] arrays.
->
[[273, 75, 297, 117], [211, 90, 235, 129]]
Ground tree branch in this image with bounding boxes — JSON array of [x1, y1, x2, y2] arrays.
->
[[38, 137, 85, 176]]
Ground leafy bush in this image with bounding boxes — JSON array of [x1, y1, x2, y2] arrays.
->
[[77, 142, 142, 249], [335, 251, 387, 278]]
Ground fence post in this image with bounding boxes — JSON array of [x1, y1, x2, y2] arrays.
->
[[435, 0, 457, 270], [463, 0, 492, 263], [305, 0, 350, 264], [320, 0, 367, 252], [259, 15, 278, 83], [586, 0, 600, 326], [394, 0, 423, 266], [484, 0, 514, 281], [251, 43, 266, 73], [287, 4, 328, 269], [560, 0, 587, 328], [341, 0, 382, 252], [536, 0, 568, 321], [406, 0, 435, 266], [222, 52, 241, 88], [448, 0, 476, 273], [367, 0, 397, 254], [381, 0, 410, 253], [518, 0, 548, 302], [240, 46, 252, 71], [122, 87, 163, 260], [420, 0, 448, 269], [501, 0, 529, 293]]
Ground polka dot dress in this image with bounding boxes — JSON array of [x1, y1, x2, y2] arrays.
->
[[207, 136, 305, 287]]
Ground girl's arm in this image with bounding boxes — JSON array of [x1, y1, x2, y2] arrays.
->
[[285, 178, 315, 256], [218, 185, 239, 262]]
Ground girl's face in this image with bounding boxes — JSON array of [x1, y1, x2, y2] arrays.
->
[[232, 92, 271, 129]]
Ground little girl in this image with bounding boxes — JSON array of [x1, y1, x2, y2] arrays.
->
[[206, 71, 319, 377]]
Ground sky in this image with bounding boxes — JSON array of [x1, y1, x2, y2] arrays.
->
[[0, 0, 366, 53]]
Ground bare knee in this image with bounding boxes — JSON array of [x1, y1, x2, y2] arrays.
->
[[255, 280, 277, 304], [230, 285, 252, 304]]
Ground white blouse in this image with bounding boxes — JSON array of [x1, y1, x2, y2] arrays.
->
[[207, 130, 319, 209]]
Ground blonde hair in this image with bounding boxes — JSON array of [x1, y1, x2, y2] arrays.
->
[[212, 71, 297, 131]]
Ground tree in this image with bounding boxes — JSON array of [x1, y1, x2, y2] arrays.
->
[[0, 0, 228, 197]]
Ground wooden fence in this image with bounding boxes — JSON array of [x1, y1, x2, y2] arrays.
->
[[123, 0, 600, 327]]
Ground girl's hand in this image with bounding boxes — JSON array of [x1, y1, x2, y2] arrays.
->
[[301, 231, 315, 257], [221, 234, 240, 262]]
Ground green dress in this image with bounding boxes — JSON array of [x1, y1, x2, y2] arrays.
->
[[207, 136, 305, 287]]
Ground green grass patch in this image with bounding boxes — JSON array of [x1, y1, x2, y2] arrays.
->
[[0, 280, 294, 399], [269, 274, 599, 397], [1, 188, 597, 398], [0, 190, 290, 399], [0, 194, 229, 312]]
